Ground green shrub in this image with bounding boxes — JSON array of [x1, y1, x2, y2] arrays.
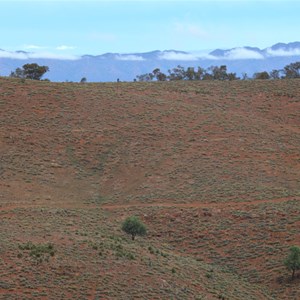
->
[[19, 242, 55, 262], [284, 245, 300, 279], [121, 216, 147, 240]]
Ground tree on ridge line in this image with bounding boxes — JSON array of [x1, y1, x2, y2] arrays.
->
[[10, 63, 49, 80]]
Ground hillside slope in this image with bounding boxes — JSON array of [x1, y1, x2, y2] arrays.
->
[[0, 78, 299, 299], [1, 78, 299, 205]]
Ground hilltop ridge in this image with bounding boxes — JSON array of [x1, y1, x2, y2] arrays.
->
[[1, 42, 300, 81]]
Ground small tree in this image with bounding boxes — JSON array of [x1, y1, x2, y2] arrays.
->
[[152, 68, 167, 81], [136, 73, 154, 82], [122, 216, 147, 240], [10, 67, 24, 79], [241, 72, 249, 80], [168, 65, 186, 81], [227, 72, 239, 81], [269, 69, 281, 80], [253, 71, 270, 80], [10, 63, 49, 80], [22, 63, 49, 80], [283, 61, 300, 79], [284, 246, 300, 279], [194, 66, 205, 80], [210, 65, 229, 80], [185, 67, 196, 80]]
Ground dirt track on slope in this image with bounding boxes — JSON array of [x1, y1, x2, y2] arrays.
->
[[0, 196, 298, 213], [101, 196, 300, 210]]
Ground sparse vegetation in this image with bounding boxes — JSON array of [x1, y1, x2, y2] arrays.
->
[[18, 242, 55, 262], [0, 77, 299, 299]]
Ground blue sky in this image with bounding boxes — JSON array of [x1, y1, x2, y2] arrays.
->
[[0, 0, 299, 58]]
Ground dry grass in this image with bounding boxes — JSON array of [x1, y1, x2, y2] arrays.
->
[[0, 77, 299, 299]]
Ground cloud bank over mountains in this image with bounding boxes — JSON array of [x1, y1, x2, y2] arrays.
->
[[0, 50, 79, 60], [1, 42, 300, 61], [215, 48, 264, 60], [158, 51, 199, 61], [266, 48, 300, 57], [115, 54, 145, 61], [1, 42, 300, 82]]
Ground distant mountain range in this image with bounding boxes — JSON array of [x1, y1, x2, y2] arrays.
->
[[1, 42, 300, 82]]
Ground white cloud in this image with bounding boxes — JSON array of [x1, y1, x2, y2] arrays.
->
[[29, 52, 79, 60], [0, 51, 28, 59], [115, 54, 145, 61], [220, 48, 264, 60], [266, 48, 300, 57], [23, 44, 47, 50], [56, 45, 76, 51], [0, 50, 79, 60], [189, 48, 264, 61], [197, 53, 220, 60], [159, 51, 199, 61]]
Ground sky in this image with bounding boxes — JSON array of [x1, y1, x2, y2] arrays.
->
[[0, 0, 299, 59]]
